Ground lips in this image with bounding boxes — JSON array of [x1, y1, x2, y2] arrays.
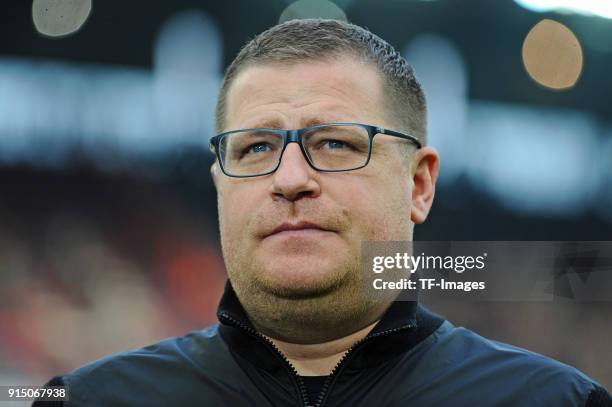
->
[[263, 221, 333, 238]]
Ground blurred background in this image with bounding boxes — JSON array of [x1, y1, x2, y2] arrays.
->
[[1, 0, 611, 393]]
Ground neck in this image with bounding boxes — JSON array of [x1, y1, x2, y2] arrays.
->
[[264, 319, 379, 376]]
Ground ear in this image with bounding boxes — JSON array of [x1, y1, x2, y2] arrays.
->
[[410, 146, 440, 224], [211, 162, 220, 191]]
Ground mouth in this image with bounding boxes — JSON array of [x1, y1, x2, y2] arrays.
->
[[263, 221, 336, 239]]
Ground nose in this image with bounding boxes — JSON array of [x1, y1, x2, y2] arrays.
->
[[269, 142, 321, 202]]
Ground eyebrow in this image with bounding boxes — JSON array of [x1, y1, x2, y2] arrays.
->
[[245, 117, 350, 130], [304, 117, 340, 127], [245, 118, 283, 129]]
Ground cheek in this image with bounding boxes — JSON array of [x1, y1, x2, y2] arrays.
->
[[217, 185, 253, 244], [341, 177, 412, 241]]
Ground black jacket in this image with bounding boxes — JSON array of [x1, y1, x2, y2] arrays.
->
[[36, 281, 611, 406]]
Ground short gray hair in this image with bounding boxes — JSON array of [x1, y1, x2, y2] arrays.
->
[[214, 18, 427, 146]]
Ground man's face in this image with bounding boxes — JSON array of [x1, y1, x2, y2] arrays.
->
[[212, 56, 437, 342]]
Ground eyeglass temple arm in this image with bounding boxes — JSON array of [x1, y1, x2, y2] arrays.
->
[[375, 126, 422, 149]]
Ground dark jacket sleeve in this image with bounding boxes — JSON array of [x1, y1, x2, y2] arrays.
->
[[31, 376, 66, 407]]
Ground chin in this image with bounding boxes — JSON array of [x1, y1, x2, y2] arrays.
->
[[256, 263, 348, 299]]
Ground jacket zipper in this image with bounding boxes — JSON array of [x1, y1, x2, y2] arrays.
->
[[313, 323, 415, 407], [219, 311, 415, 407], [218, 312, 312, 406]]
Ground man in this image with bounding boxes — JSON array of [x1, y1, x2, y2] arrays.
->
[[37, 19, 610, 406]]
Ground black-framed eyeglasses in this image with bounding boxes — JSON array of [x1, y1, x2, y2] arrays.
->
[[209, 122, 421, 178]]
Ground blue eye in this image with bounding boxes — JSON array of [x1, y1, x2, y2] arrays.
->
[[322, 139, 348, 149], [246, 143, 271, 154]]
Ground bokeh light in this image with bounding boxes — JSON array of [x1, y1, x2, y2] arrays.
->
[[514, 0, 612, 20], [32, 0, 92, 38], [522, 19, 583, 90]]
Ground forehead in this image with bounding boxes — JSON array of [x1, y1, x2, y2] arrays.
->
[[224, 56, 386, 130]]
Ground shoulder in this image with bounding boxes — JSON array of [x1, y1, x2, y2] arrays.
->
[[405, 320, 610, 406], [439, 322, 591, 378], [57, 324, 242, 406], [67, 324, 223, 378]]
